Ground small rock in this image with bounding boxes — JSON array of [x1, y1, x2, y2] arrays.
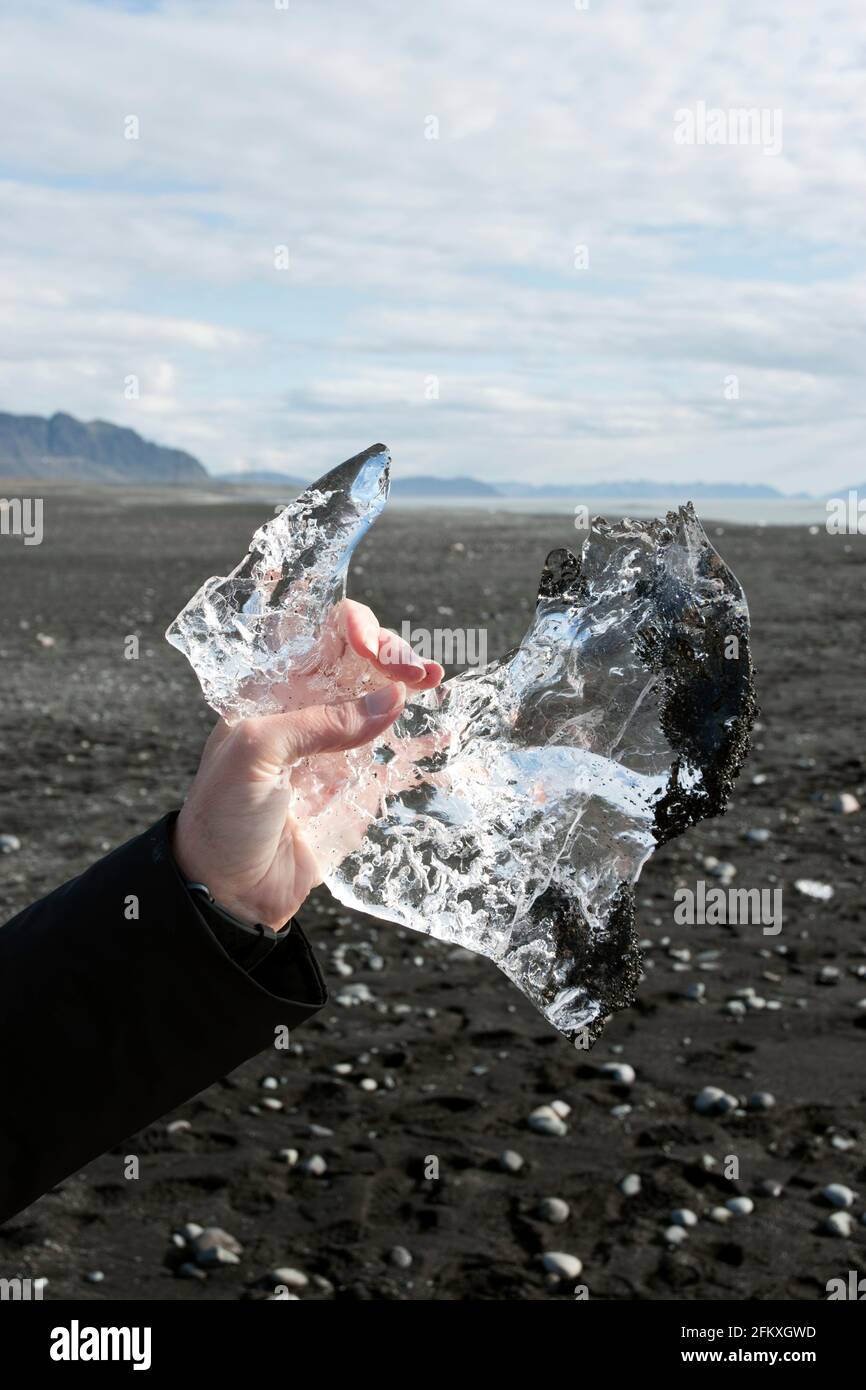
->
[[262, 1097, 284, 1111], [694, 1086, 737, 1116], [757, 1179, 783, 1198], [0, 834, 21, 853], [829, 793, 860, 814], [708, 861, 736, 882], [536, 1197, 570, 1224], [822, 1212, 854, 1237], [359, 1078, 378, 1092], [166, 1119, 192, 1134], [822, 1183, 856, 1209], [550, 1099, 571, 1119], [671, 1208, 698, 1228], [685, 982, 706, 1001], [725, 1197, 754, 1216], [270, 1267, 309, 1288], [619, 1174, 642, 1197], [84, 1270, 105, 1284], [540, 1251, 582, 1279], [499, 1149, 525, 1173], [794, 879, 834, 901], [744, 828, 771, 844], [275, 1147, 299, 1167], [300, 1154, 327, 1177], [335, 983, 375, 1007], [663, 1225, 688, 1246], [528, 1105, 568, 1137], [748, 1091, 775, 1111], [816, 966, 840, 985], [599, 1062, 636, 1086], [388, 1246, 413, 1269], [708, 1206, 732, 1223]]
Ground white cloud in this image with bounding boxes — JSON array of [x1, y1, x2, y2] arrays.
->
[[0, 0, 863, 488]]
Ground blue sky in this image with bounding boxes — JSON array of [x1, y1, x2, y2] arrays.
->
[[0, 0, 864, 490]]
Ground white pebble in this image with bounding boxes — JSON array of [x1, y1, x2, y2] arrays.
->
[[389, 1246, 413, 1269], [708, 1206, 732, 1224], [748, 1092, 775, 1111], [794, 879, 834, 901], [664, 1225, 688, 1245], [620, 1174, 642, 1197], [822, 1212, 854, 1237], [335, 983, 375, 1007], [725, 1197, 754, 1216], [499, 1149, 525, 1173], [536, 1197, 570, 1224], [822, 1183, 856, 1209], [540, 1252, 582, 1279], [599, 1062, 636, 1085], [271, 1267, 308, 1288], [694, 1086, 737, 1116], [301, 1154, 327, 1176], [0, 834, 21, 853], [528, 1105, 568, 1137], [671, 1208, 698, 1227]]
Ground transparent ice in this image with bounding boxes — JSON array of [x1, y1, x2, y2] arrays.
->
[[167, 444, 755, 1041]]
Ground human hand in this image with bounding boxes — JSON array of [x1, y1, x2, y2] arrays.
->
[[172, 600, 443, 929]]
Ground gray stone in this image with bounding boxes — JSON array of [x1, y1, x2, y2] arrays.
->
[[536, 1197, 570, 1224], [671, 1208, 698, 1227], [822, 1212, 854, 1237], [540, 1251, 582, 1279], [822, 1183, 856, 1209], [748, 1091, 775, 1111], [599, 1062, 636, 1085], [499, 1149, 525, 1173], [725, 1197, 754, 1216], [528, 1105, 568, 1137], [301, 1154, 327, 1177]]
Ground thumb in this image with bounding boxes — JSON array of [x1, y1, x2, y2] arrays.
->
[[255, 682, 406, 767]]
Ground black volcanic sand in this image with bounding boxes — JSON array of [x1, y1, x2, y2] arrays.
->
[[0, 487, 864, 1301]]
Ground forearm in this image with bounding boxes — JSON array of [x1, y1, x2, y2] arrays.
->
[[0, 813, 326, 1224]]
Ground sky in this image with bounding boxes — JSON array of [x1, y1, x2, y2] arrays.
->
[[0, 0, 864, 491]]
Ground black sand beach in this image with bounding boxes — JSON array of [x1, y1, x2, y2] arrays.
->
[[1, 489, 864, 1300]]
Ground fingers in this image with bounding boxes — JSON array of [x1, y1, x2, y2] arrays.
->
[[249, 682, 407, 769], [339, 599, 444, 688]]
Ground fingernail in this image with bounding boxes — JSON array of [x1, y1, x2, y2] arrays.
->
[[363, 683, 404, 716], [380, 634, 425, 671]]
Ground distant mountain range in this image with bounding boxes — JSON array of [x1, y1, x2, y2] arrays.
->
[[0, 411, 206, 483], [0, 409, 842, 499]]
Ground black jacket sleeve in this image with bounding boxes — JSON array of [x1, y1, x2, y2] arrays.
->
[[0, 813, 327, 1224]]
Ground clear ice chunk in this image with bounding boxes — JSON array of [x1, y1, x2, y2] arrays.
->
[[167, 444, 756, 1042]]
